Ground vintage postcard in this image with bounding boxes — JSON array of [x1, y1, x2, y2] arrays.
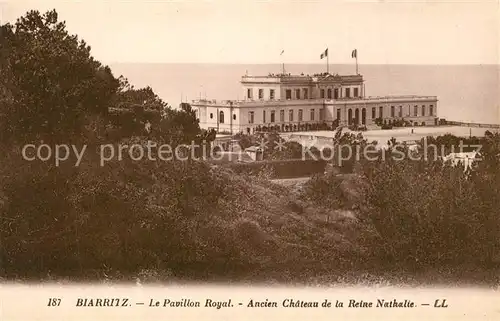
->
[[0, 0, 499, 320]]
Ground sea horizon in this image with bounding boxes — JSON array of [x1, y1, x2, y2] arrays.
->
[[109, 63, 500, 125]]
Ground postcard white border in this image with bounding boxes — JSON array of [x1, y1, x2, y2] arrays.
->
[[0, 285, 499, 320]]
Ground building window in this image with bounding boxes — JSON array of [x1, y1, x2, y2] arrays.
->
[[233, 114, 236, 120], [422, 105, 425, 116], [258, 89, 264, 100], [379, 106, 383, 118], [319, 109, 325, 121], [270, 89, 275, 100], [345, 88, 351, 98], [303, 88, 308, 99], [248, 111, 254, 123], [263, 110, 266, 123], [372, 107, 376, 119], [429, 105, 434, 116], [280, 110, 285, 122], [289, 110, 294, 122], [295, 89, 301, 99], [219, 111, 225, 123], [298, 109, 303, 121], [337, 109, 341, 120], [399, 106, 403, 117], [210, 113, 214, 119], [320, 89, 325, 98], [270, 111, 275, 123], [354, 88, 359, 97], [247, 88, 252, 100], [414, 105, 418, 117], [391, 106, 395, 117], [310, 109, 315, 121], [334, 88, 339, 99], [286, 90, 292, 100], [327, 88, 332, 99]]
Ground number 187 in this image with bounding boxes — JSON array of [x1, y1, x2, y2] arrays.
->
[[47, 298, 61, 307]]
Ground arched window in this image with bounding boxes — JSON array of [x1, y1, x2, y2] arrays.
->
[[219, 111, 225, 123], [327, 88, 332, 99], [233, 114, 236, 120], [348, 109, 353, 125]]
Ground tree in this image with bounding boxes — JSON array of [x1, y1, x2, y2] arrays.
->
[[233, 132, 255, 150], [373, 117, 383, 127], [149, 103, 217, 156], [114, 83, 167, 112], [0, 9, 120, 143]]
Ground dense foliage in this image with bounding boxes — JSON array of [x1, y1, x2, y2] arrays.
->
[[302, 131, 500, 280], [0, 10, 119, 142], [1, 9, 499, 285], [0, 9, 219, 280]]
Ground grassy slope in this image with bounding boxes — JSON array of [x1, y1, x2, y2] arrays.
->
[[198, 169, 377, 284], [208, 170, 500, 286]]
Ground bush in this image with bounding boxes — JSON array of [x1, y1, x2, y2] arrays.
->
[[297, 132, 500, 280], [359, 143, 500, 270], [301, 173, 345, 209], [0, 151, 233, 280]]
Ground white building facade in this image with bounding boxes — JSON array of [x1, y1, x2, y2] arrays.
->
[[192, 73, 438, 134]]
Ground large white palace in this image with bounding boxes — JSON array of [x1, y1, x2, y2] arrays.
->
[[191, 72, 438, 134]]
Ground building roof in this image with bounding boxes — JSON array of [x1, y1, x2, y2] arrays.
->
[[190, 94, 438, 108], [241, 73, 363, 85]]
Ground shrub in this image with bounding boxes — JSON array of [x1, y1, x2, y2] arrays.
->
[[301, 173, 345, 209], [359, 144, 500, 270], [0, 152, 231, 280]]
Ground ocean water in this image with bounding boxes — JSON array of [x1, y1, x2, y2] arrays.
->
[[110, 63, 500, 124]]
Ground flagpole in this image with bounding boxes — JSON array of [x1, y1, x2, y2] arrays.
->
[[280, 50, 285, 74], [356, 54, 358, 75], [327, 51, 329, 74], [352, 49, 359, 75], [320, 48, 328, 74]]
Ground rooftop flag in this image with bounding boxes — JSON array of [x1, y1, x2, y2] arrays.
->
[[320, 48, 328, 59], [352, 49, 358, 74]]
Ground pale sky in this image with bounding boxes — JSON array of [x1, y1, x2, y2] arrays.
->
[[1, 0, 499, 65]]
